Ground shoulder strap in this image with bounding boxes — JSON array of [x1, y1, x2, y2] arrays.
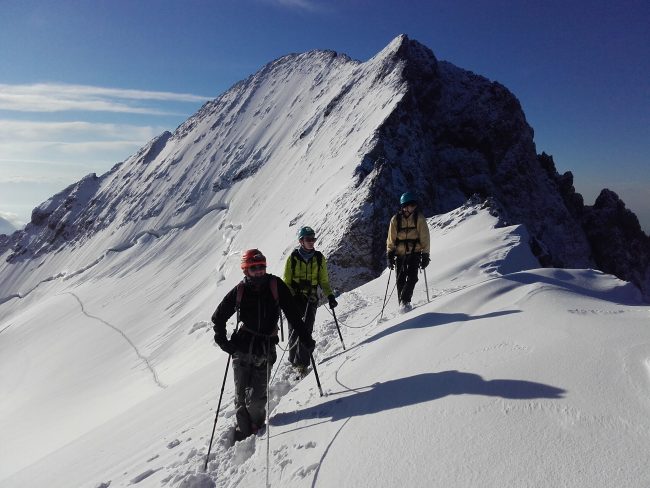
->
[[236, 281, 245, 308], [269, 276, 279, 304], [237, 278, 279, 305], [235, 281, 245, 324], [397, 210, 418, 232]]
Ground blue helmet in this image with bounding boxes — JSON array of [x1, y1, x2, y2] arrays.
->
[[298, 226, 316, 239], [400, 192, 417, 206]]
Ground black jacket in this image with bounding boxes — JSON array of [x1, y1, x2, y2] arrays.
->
[[212, 274, 308, 356]]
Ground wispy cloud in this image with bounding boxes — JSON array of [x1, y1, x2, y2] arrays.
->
[[0, 84, 207, 223], [0, 120, 163, 142], [262, 0, 324, 12], [0, 119, 166, 184], [0, 83, 211, 114]]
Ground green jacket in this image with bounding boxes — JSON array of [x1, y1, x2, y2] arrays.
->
[[283, 249, 334, 298]]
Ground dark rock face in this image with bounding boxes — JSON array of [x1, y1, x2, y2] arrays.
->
[[1, 34, 647, 300], [535, 153, 650, 299], [582, 189, 650, 297], [341, 36, 648, 299]]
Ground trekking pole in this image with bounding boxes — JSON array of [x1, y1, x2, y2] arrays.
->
[[204, 318, 242, 471], [310, 352, 324, 397], [379, 268, 393, 321], [265, 338, 272, 488], [331, 307, 346, 350], [279, 312, 284, 342], [423, 267, 430, 302], [203, 354, 232, 471]]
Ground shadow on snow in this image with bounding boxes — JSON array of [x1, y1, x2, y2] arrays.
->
[[360, 310, 522, 347], [271, 370, 565, 426]]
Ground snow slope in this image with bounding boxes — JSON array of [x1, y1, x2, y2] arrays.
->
[[1, 203, 648, 488]]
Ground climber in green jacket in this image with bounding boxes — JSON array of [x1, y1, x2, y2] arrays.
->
[[283, 226, 337, 374]]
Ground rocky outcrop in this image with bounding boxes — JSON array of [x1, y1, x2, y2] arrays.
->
[[332, 35, 648, 298], [1, 35, 647, 300]]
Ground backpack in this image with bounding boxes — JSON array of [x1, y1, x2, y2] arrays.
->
[[395, 209, 420, 253], [235, 276, 281, 339]]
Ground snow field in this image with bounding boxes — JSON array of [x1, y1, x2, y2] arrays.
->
[[1, 205, 648, 488]]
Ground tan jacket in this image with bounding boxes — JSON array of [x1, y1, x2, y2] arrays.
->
[[386, 211, 430, 256]]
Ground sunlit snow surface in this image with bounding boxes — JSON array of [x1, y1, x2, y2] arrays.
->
[[1, 204, 648, 488]]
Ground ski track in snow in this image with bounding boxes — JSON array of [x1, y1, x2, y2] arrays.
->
[[64, 291, 166, 389]]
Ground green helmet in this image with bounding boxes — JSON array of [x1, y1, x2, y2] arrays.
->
[[400, 191, 417, 206], [298, 226, 316, 239]]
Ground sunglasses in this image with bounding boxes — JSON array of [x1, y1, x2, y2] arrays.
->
[[249, 264, 267, 272], [303, 237, 317, 242]]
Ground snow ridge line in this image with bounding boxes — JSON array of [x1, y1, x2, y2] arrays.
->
[[64, 292, 167, 390], [0, 202, 230, 306]]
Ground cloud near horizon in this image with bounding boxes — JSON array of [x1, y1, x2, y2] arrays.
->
[[0, 83, 206, 225], [0, 82, 211, 114], [0, 119, 166, 173], [0, 119, 164, 141]]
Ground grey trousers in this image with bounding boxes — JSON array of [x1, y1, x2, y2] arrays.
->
[[232, 350, 276, 436]]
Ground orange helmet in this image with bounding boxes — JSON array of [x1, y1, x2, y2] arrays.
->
[[241, 249, 267, 271]]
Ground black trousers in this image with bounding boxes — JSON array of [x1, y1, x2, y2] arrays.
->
[[288, 293, 317, 368], [232, 347, 276, 436], [396, 253, 420, 304]]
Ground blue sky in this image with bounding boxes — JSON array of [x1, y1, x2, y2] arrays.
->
[[0, 0, 648, 232]]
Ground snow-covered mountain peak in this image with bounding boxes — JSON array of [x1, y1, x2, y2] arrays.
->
[[1, 35, 648, 302], [2, 35, 649, 488]]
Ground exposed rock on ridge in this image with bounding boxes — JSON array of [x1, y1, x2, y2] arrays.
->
[[0, 34, 648, 300], [339, 35, 649, 299]]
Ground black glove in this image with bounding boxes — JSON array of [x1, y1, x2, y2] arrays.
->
[[420, 252, 430, 269], [328, 294, 338, 309], [214, 334, 237, 355], [386, 250, 396, 270], [270, 335, 280, 346]]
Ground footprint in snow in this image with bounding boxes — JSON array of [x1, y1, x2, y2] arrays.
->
[[167, 439, 181, 449], [129, 468, 159, 484], [294, 463, 319, 478], [295, 441, 317, 449]]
